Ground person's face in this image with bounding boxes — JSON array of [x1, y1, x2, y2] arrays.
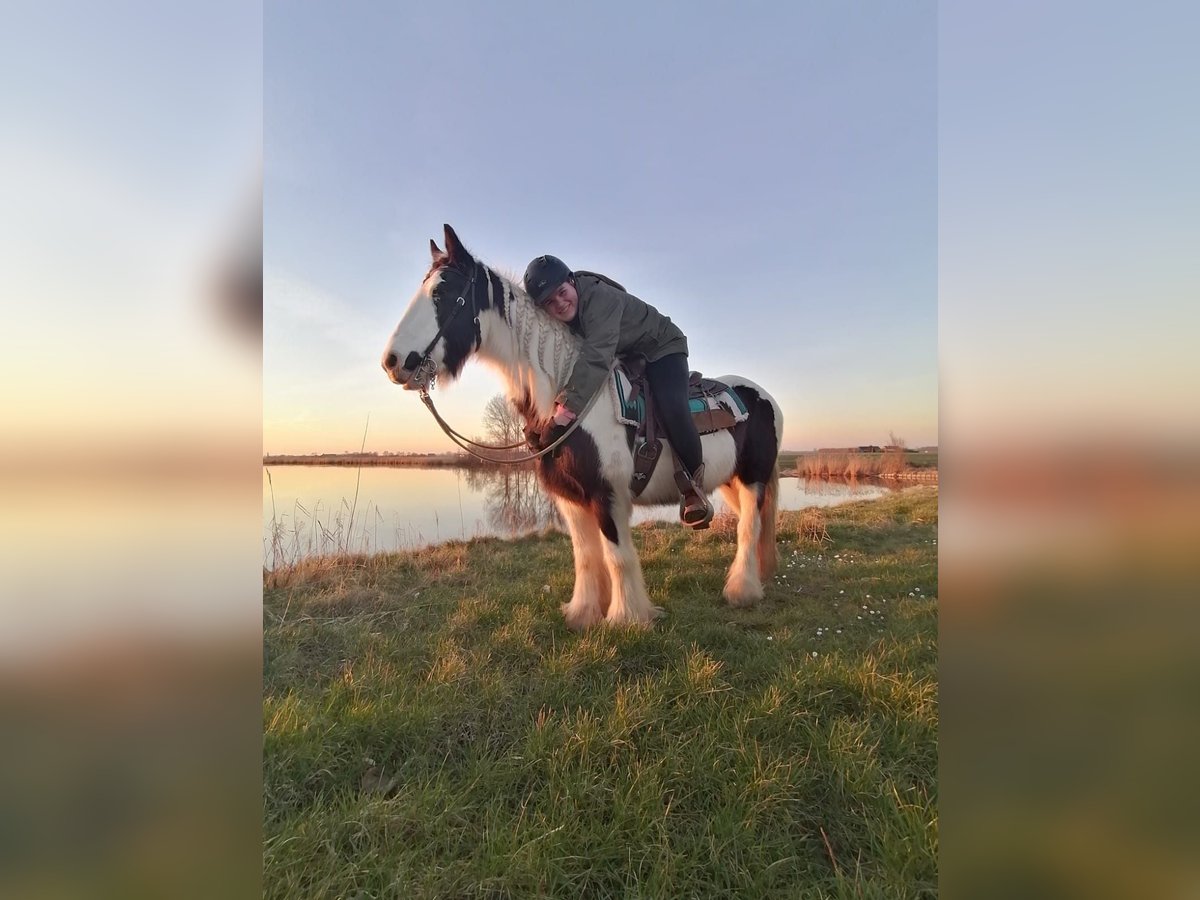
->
[[541, 280, 578, 322]]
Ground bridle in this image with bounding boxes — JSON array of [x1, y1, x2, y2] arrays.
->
[[408, 263, 598, 464], [404, 263, 481, 392]]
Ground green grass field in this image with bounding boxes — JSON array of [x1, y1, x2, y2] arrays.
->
[[264, 487, 938, 899]]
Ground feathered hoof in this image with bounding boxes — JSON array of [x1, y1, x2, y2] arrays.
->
[[604, 604, 660, 629], [561, 601, 603, 632], [723, 582, 762, 608]]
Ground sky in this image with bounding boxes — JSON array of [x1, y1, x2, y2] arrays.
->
[[938, 1, 1199, 446], [2, 3, 262, 454], [264, 2, 937, 454]]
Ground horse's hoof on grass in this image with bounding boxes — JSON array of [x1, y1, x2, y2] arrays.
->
[[723, 586, 761, 608], [604, 607, 658, 629], [561, 603, 602, 632]]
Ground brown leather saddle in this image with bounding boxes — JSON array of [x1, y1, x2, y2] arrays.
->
[[618, 357, 746, 497]]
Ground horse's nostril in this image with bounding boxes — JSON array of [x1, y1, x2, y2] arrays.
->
[[384, 353, 397, 370]]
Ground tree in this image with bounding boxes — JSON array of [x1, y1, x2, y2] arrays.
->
[[888, 430, 908, 450], [482, 394, 524, 446]]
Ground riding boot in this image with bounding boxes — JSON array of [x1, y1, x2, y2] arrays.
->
[[674, 463, 714, 530]]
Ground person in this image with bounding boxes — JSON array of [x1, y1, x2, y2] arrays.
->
[[523, 254, 714, 529]]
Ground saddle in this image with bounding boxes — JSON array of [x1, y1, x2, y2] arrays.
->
[[610, 357, 749, 497]]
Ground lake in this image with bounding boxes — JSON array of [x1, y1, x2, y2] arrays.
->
[[263, 465, 900, 567]]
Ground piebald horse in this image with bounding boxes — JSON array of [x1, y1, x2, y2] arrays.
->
[[382, 225, 783, 630]]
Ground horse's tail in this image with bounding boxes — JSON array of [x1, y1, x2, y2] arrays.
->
[[758, 460, 780, 580]]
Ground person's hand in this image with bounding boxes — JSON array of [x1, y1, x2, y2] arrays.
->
[[552, 403, 577, 427], [524, 418, 568, 452]]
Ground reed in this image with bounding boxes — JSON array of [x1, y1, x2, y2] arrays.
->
[[795, 448, 912, 478]]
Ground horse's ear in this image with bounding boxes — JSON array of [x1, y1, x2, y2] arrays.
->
[[443, 224, 472, 265], [429, 239, 445, 264]]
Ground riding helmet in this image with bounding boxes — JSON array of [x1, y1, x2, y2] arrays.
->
[[523, 255, 573, 306]]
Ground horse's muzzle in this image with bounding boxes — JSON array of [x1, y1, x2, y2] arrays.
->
[[381, 352, 413, 386]]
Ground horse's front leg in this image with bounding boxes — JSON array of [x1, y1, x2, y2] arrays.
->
[[556, 498, 610, 631], [597, 489, 661, 627]]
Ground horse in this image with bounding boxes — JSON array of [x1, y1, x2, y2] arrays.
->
[[381, 225, 783, 630]]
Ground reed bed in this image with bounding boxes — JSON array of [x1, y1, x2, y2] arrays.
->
[[795, 449, 910, 478]]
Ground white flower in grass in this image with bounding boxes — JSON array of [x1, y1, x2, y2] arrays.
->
[[811, 651, 818, 658], [542, 584, 551, 593]]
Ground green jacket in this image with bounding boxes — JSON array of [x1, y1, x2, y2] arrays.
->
[[558, 272, 689, 414]]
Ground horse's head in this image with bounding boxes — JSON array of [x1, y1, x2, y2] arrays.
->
[[381, 224, 483, 390]]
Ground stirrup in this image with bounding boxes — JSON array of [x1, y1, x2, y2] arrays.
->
[[675, 462, 712, 529], [680, 493, 714, 530]]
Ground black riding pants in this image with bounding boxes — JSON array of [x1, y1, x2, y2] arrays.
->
[[645, 352, 703, 477]]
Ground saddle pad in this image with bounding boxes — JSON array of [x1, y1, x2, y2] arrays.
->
[[610, 367, 749, 434]]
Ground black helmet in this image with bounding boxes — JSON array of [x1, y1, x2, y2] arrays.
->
[[523, 255, 573, 306]]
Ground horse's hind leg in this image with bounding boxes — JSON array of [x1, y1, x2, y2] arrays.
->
[[722, 479, 764, 608], [557, 498, 610, 632], [596, 491, 660, 627]]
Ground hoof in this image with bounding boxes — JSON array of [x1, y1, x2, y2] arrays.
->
[[723, 583, 762, 608], [605, 606, 658, 629], [561, 602, 603, 632]]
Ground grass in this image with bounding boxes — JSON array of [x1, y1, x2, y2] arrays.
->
[[263, 487, 938, 899]]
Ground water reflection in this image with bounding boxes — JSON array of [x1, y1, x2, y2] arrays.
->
[[462, 466, 562, 534], [263, 465, 908, 565]]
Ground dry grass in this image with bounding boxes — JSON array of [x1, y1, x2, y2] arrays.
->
[[796, 449, 910, 478], [797, 508, 833, 547]]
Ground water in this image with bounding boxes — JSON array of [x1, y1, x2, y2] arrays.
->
[[262, 465, 898, 566]]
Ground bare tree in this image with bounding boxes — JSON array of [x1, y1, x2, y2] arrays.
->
[[888, 430, 908, 450], [482, 394, 524, 446]]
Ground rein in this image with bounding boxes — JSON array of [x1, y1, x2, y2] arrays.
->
[[418, 387, 598, 464]]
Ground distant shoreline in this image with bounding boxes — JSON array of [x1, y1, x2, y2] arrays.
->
[[263, 448, 937, 475], [263, 453, 493, 468]]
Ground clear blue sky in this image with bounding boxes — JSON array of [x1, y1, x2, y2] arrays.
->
[[265, 2, 937, 453]]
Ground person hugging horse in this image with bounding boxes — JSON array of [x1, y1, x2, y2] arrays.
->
[[523, 254, 714, 529]]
